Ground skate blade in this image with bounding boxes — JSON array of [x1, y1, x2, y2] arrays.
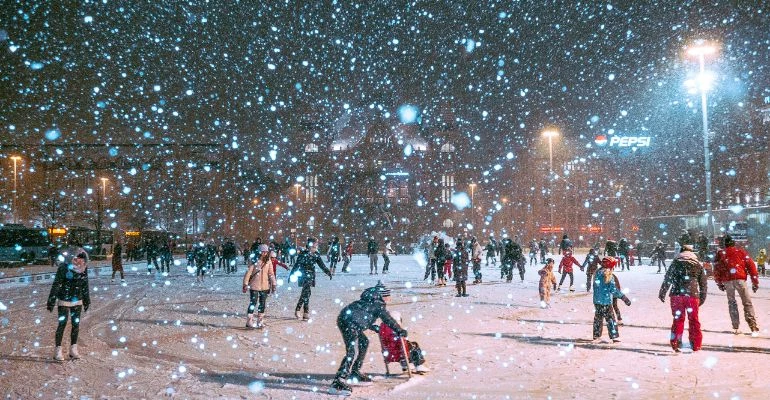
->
[[328, 388, 352, 396]]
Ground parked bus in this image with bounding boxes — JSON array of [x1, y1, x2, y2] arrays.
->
[[0, 224, 50, 263], [66, 226, 114, 256]]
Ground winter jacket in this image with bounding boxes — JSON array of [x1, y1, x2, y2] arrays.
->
[[112, 243, 123, 267], [383, 242, 393, 256], [502, 242, 523, 265], [328, 241, 341, 261], [592, 268, 626, 305], [471, 242, 483, 260], [338, 288, 406, 336], [604, 240, 618, 257], [581, 252, 601, 274], [538, 267, 557, 291], [47, 249, 91, 310], [755, 251, 766, 267], [714, 245, 759, 286], [243, 259, 275, 291], [289, 249, 332, 287], [367, 239, 378, 255], [452, 246, 469, 282], [618, 239, 629, 255], [658, 250, 707, 304], [558, 255, 581, 274], [558, 238, 573, 254]]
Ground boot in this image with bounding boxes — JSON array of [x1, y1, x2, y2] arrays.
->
[[569, 286, 575, 292], [294, 309, 302, 320], [69, 344, 80, 359], [302, 312, 309, 321], [54, 346, 64, 361], [256, 313, 265, 328], [246, 313, 255, 328]]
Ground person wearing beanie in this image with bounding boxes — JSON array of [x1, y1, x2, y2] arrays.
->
[[242, 244, 275, 329], [714, 234, 760, 335], [382, 239, 393, 274], [366, 237, 379, 274], [538, 258, 557, 308], [557, 249, 581, 292], [591, 257, 631, 343], [46, 247, 91, 361], [289, 238, 332, 321], [452, 240, 469, 297], [659, 244, 707, 352], [330, 282, 407, 396]]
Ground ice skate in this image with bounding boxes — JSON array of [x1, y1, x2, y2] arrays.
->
[[733, 328, 741, 335], [569, 286, 575, 292], [302, 312, 310, 321], [348, 372, 373, 386], [256, 313, 265, 328], [415, 364, 430, 373], [246, 313, 255, 328], [611, 338, 621, 344], [294, 309, 302, 320], [328, 379, 352, 396], [53, 346, 64, 361], [69, 344, 80, 359]]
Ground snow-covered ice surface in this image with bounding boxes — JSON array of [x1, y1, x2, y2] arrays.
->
[[1, 253, 769, 399]]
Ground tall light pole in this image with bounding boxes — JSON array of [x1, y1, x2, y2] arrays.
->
[[469, 183, 477, 229], [100, 178, 109, 200], [10, 156, 21, 224], [294, 184, 302, 200], [686, 42, 718, 239], [542, 129, 559, 239]]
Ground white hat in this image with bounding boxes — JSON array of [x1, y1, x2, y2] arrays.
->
[[258, 244, 269, 253]]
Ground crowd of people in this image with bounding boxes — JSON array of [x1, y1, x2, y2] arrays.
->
[[45, 229, 764, 396]]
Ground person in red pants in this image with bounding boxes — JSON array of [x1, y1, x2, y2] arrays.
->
[[658, 244, 708, 352]]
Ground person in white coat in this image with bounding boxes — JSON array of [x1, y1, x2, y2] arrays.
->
[[242, 244, 276, 328]]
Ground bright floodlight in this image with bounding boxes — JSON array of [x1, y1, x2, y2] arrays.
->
[[687, 43, 718, 57], [542, 129, 558, 138]]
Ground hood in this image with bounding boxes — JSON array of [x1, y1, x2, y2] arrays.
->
[[674, 250, 699, 264], [58, 246, 88, 274]]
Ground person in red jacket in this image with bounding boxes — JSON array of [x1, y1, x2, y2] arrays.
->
[[714, 234, 760, 335], [557, 249, 581, 292]]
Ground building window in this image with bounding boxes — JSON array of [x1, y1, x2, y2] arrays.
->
[[442, 218, 454, 228], [305, 143, 319, 153], [440, 143, 455, 153], [441, 174, 454, 203], [305, 174, 319, 203]]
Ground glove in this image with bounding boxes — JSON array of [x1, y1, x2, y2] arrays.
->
[[83, 304, 89, 312], [622, 297, 631, 306], [242, 285, 248, 294], [752, 285, 758, 293], [329, 274, 333, 280], [580, 267, 584, 272], [397, 329, 408, 338], [717, 283, 725, 292], [46, 303, 54, 312], [699, 298, 705, 306], [658, 294, 666, 303], [369, 324, 380, 333]]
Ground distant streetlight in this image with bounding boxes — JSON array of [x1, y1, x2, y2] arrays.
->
[[10, 156, 21, 224], [469, 183, 477, 228], [686, 41, 718, 239], [294, 184, 302, 200], [542, 129, 559, 236], [100, 177, 109, 200]]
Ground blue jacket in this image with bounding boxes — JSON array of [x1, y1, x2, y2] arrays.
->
[[592, 268, 625, 305]]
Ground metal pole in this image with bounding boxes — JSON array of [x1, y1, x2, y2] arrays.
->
[[548, 136, 554, 237], [699, 54, 715, 239], [12, 157, 18, 224]]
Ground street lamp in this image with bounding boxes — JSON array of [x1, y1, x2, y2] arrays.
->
[[542, 129, 559, 238], [469, 183, 477, 229], [10, 156, 21, 224], [686, 42, 718, 239], [100, 178, 109, 200], [294, 184, 302, 201]]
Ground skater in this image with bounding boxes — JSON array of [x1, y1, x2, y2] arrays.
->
[[604, 239, 618, 258], [160, 241, 172, 274], [528, 239, 539, 266], [501, 239, 523, 282], [538, 258, 557, 308], [442, 242, 453, 281], [424, 236, 438, 282], [145, 239, 160, 274], [714, 234, 760, 335], [471, 237, 483, 284], [194, 243, 207, 283], [111, 240, 124, 283], [434, 238, 448, 286], [696, 231, 709, 261], [485, 237, 497, 266], [269, 250, 289, 276], [634, 240, 644, 266], [382, 239, 392, 274], [367, 237, 379, 274], [658, 244, 707, 352], [329, 283, 407, 396], [558, 234, 573, 255], [289, 238, 333, 321], [222, 239, 238, 274], [453, 240, 469, 297], [557, 249, 581, 292], [328, 236, 341, 274], [46, 247, 91, 361], [242, 244, 276, 328], [377, 310, 430, 374], [618, 238, 630, 271], [342, 240, 353, 272], [755, 249, 766, 277], [581, 248, 601, 292], [591, 257, 632, 343], [652, 240, 667, 273], [539, 237, 548, 263]]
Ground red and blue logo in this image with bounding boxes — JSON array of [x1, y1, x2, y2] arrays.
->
[[594, 135, 608, 146]]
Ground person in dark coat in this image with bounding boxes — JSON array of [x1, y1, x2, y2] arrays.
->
[[558, 234, 573, 255], [658, 244, 707, 352], [289, 238, 332, 321], [327, 236, 341, 274], [618, 238, 630, 271], [329, 282, 406, 396], [46, 247, 91, 361], [111, 240, 124, 282], [452, 241, 469, 297], [434, 238, 447, 286], [581, 248, 601, 292]]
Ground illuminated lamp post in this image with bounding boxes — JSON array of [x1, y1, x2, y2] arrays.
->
[[10, 156, 21, 224], [542, 129, 559, 239]]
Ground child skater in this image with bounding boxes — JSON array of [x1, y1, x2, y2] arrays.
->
[[538, 258, 557, 308], [557, 248, 581, 292], [443, 242, 453, 281], [756, 249, 766, 277], [453, 240, 469, 297], [592, 257, 632, 343], [581, 248, 601, 292]]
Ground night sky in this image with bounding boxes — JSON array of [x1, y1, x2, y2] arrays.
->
[[2, 1, 769, 213]]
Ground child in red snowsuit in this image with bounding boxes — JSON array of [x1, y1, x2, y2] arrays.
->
[[443, 243, 453, 280], [558, 249, 581, 292], [378, 311, 429, 374], [270, 251, 289, 275]]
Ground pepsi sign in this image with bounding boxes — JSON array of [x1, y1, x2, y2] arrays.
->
[[595, 135, 651, 148]]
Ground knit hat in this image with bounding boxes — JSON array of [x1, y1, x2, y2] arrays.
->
[[258, 244, 269, 253], [681, 244, 694, 252], [723, 234, 735, 247], [601, 257, 617, 269], [307, 237, 317, 247], [375, 281, 391, 297]]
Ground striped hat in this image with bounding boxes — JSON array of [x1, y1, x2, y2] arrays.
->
[[375, 281, 391, 297]]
